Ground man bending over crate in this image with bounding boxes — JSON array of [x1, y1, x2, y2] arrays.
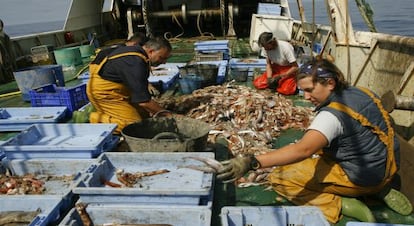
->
[[86, 37, 172, 134]]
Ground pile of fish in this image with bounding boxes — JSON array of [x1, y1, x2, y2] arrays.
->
[[159, 83, 315, 186], [0, 173, 45, 195]]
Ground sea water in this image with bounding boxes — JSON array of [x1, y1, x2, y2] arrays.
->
[[289, 0, 414, 37]]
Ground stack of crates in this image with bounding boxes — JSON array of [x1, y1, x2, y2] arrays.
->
[[194, 40, 230, 62], [229, 57, 267, 79], [0, 123, 119, 226], [61, 152, 215, 226]]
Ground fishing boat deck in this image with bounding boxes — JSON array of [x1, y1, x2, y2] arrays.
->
[[1, 38, 414, 226]]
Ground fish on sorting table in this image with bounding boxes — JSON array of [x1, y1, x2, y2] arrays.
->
[[0, 208, 41, 226]]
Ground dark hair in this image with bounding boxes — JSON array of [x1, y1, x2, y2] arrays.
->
[[296, 58, 349, 92], [144, 36, 172, 52], [258, 32, 276, 47]]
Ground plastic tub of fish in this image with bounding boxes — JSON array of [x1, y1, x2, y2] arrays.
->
[[0, 123, 118, 159], [0, 106, 68, 131], [72, 152, 215, 205], [0, 196, 64, 226], [221, 206, 330, 226], [121, 116, 210, 152], [59, 202, 211, 226]]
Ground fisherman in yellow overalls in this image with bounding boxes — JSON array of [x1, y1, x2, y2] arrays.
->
[[87, 37, 172, 134], [216, 59, 413, 223]]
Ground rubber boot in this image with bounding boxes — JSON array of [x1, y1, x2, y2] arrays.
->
[[378, 188, 413, 215], [341, 197, 376, 222]]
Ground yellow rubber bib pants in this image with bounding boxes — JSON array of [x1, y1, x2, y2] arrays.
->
[[87, 52, 149, 134], [268, 87, 398, 223]]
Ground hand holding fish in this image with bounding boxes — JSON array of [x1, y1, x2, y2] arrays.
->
[[216, 156, 252, 183], [181, 156, 258, 184]]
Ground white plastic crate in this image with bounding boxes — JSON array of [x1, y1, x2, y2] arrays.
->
[[0, 106, 67, 131], [0, 123, 118, 159], [346, 223, 411, 226], [249, 14, 294, 51], [73, 152, 214, 205], [59, 203, 211, 226], [0, 157, 98, 225], [148, 63, 186, 91], [221, 206, 330, 226], [229, 58, 266, 68], [229, 58, 266, 77], [257, 3, 282, 15], [0, 196, 64, 226]]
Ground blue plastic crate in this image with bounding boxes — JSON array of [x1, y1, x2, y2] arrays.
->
[[194, 40, 230, 46], [29, 83, 89, 116], [346, 223, 411, 226], [257, 3, 282, 15], [59, 203, 211, 226], [229, 58, 267, 68], [73, 152, 214, 205], [148, 63, 186, 91], [13, 64, 65, 101], [0, 196, 65, 226], [0, 158, 97, 220], [0, 123, 118, 159], [0, 106, 68, 131], [77, 71, 90, 83], [221, 206, 330, 226]]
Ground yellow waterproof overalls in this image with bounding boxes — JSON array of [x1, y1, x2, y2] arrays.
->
[[268, 87, 398, 223], [87, 52, 149, 134]]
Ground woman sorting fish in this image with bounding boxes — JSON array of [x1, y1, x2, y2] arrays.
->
[[199, 59, 413, 223]]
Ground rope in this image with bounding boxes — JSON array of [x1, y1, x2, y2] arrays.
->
[[163, 13, 185, 43], [355, 0, 377, 32], [345, 0, 351, 82], [164, 10, 216, 44]]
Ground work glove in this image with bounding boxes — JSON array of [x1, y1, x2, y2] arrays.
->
[[148, 84, 161, 97], [267, 76, 282, 90], [217, 156, 252, 183]]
